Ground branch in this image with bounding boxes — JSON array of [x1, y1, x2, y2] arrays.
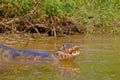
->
[[0, 22, 12, 29], [6, 18, 20, 24]]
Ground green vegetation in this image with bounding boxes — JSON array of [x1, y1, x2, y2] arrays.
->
[[0, 0, 120, 34], [0, 0, 34, 17]]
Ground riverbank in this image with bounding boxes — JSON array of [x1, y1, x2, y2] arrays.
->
[[0, 0, 120, 36]]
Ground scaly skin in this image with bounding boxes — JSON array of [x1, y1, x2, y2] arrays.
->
[[0, 44, 58, 64]]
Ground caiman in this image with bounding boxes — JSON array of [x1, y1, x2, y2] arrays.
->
[[0, 44, 80, 64], [0, 44, 58, 64]]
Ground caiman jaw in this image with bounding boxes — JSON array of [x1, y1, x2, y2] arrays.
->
[[54, 45, 80, 61]]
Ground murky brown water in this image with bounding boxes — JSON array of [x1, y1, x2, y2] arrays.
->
[[0, 34, 120, 80]]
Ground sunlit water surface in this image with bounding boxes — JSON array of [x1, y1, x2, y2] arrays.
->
[[0, 34, 120, 80]]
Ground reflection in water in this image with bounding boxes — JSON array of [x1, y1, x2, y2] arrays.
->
[[58, 61, 80, 78]]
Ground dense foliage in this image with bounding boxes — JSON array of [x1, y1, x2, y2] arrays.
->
[[0, 0, 120, 34]]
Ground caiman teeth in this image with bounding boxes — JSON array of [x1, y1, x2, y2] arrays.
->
[[54, 49, 80, 61]]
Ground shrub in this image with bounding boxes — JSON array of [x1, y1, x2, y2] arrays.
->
[[39, 0, 76, 19], [0, 0, 34, 18]]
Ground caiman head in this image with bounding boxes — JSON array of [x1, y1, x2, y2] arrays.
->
[[54, 44, 80, 61]]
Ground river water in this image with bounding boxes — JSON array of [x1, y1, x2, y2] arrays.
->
[[0, 34, 120, 80]]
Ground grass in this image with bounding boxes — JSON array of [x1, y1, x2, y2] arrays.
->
[[0, 0, 120, 34]]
